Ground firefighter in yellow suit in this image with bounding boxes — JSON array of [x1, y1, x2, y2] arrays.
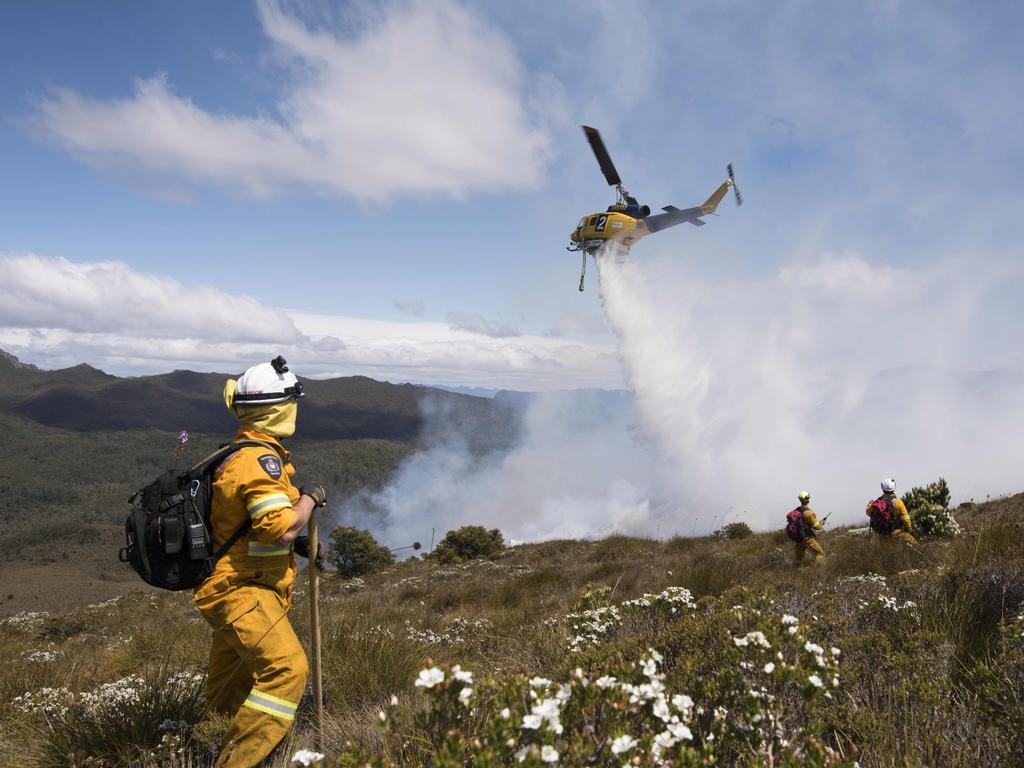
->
[[793, 491, 826, 565], [194, 357, 326, 767], [866, 478, 918, 546]]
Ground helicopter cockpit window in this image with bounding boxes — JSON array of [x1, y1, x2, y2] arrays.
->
[[588, 216, 598, 226]]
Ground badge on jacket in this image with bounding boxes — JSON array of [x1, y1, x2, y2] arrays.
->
[[258, 454, 282, 479]]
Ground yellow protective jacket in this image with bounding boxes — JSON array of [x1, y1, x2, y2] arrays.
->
[[800, 505, 824, 536], [865, 492, 912, 531], [194, 426, 300, 603]]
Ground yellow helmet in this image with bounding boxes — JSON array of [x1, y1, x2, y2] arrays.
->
[[797, 490, 811, 503]]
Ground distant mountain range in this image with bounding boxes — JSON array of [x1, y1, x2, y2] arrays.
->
[[0, 349, 515, 442]]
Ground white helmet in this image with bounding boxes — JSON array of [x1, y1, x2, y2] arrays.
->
[[233, 356, 304, 406], [880, 478, 896, 493]]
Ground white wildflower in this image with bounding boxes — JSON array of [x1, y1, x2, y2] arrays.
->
[[652, 696, 672, 722], [611, 735, 637, 754], [672, 693, 694, 713], [764, 662, 776, 674], [458, 687, 473, 705], [501, 707, 511, 719], [291, 750, 325, 767], [808, 674, 824, 688], [541, 745, 559, 763], [414, 667, 445, 689], [668, 721, 693, 741], [452, 665, 473, 684], [781, 614, 799, 624], [596, 675, 618, 689], [522, 714, 542, 729], [529, 677, 552, 688]]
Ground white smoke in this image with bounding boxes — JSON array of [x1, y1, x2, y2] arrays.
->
[[344, 246, 1024, 544]]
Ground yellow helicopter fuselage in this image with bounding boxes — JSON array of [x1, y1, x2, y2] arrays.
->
[[569, 206, 652, 254]]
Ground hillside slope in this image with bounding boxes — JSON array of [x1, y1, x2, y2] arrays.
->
[[0, 495, 1021, 766], [0, 349, 515, 441]]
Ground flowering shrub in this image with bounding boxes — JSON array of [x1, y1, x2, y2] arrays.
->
[[0, 610, 48, 631], [405, 617, 492, 646], [909, 501, 962, 538], [562, 585, 696, 652], [903, 478, 962, 538], [340, 589, 851, 767], [11, 669, 205, 764]]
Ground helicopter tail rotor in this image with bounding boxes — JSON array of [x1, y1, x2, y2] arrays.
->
[[727, 163, 743, 207]]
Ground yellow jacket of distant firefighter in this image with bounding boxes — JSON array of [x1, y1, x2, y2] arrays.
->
[[193, 424, 300, 603]]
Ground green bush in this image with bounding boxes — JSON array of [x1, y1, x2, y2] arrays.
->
[[903, 478, 962, 537], [903, 478, 951, 511], [328, 526, 395, 578], [713, 521, 753, 539], [433, 525, 505, 563]]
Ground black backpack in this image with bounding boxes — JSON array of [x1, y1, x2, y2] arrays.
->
[[119, 440, 279, 591]]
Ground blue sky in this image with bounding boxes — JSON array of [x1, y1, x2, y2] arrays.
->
[[1, 0, 1022, 389]]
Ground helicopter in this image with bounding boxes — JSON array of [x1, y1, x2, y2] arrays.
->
[[569, 125, 742, 290]]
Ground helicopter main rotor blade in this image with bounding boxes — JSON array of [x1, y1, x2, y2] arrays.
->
[[582, 125, 622, 187]]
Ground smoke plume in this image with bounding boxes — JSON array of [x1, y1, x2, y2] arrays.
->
[[342, 246, 1024, 545]]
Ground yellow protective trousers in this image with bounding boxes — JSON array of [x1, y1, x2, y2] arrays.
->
[[197, 584, 308, 767], [794, 537, 825, 565], [879, 529, 919, 547]]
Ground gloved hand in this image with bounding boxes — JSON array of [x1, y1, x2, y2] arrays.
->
[[293, 534, 326, 569], [299, 482, 327, 508]]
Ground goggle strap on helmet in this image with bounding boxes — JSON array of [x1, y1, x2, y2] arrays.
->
[[232, 381, 303, 404]]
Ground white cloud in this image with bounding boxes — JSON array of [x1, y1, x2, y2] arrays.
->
[[29, 0, 549, 202], [446, 310, 520, 338], [0, 253, 620, 389], [0, 252, 302, 343]]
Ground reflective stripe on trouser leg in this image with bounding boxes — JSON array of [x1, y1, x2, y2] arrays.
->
[[211, 588, 309, 768], [243, 688, 298, 720]]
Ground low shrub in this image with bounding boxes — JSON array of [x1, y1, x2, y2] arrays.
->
[[328, 527, 395, 579], [11, 668, 205, 765], [904, 478, 961, 537], [714, 521, 753, 540], [433, 525, 504, 564]]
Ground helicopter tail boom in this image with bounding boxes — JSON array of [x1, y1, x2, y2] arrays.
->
[[700, 181, 731, 215]]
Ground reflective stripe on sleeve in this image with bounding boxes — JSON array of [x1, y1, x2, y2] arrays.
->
[[246, 493, 292, 520], [248, 542, 293, 557], [243, 689, 298, 721]]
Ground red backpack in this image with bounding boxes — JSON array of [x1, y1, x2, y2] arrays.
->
[[869, 497, 897, 534], [785, 508, 806, 541]]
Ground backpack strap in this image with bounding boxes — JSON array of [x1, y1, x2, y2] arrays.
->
[[201, 439, 289, 563]]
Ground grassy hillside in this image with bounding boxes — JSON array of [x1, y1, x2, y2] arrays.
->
[[0, 411, 417, 614], [1, 495, 1022, 767]]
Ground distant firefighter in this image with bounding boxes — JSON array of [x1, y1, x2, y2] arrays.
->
[[785, 490, 826, 565], [867, 478, 918, 546]]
